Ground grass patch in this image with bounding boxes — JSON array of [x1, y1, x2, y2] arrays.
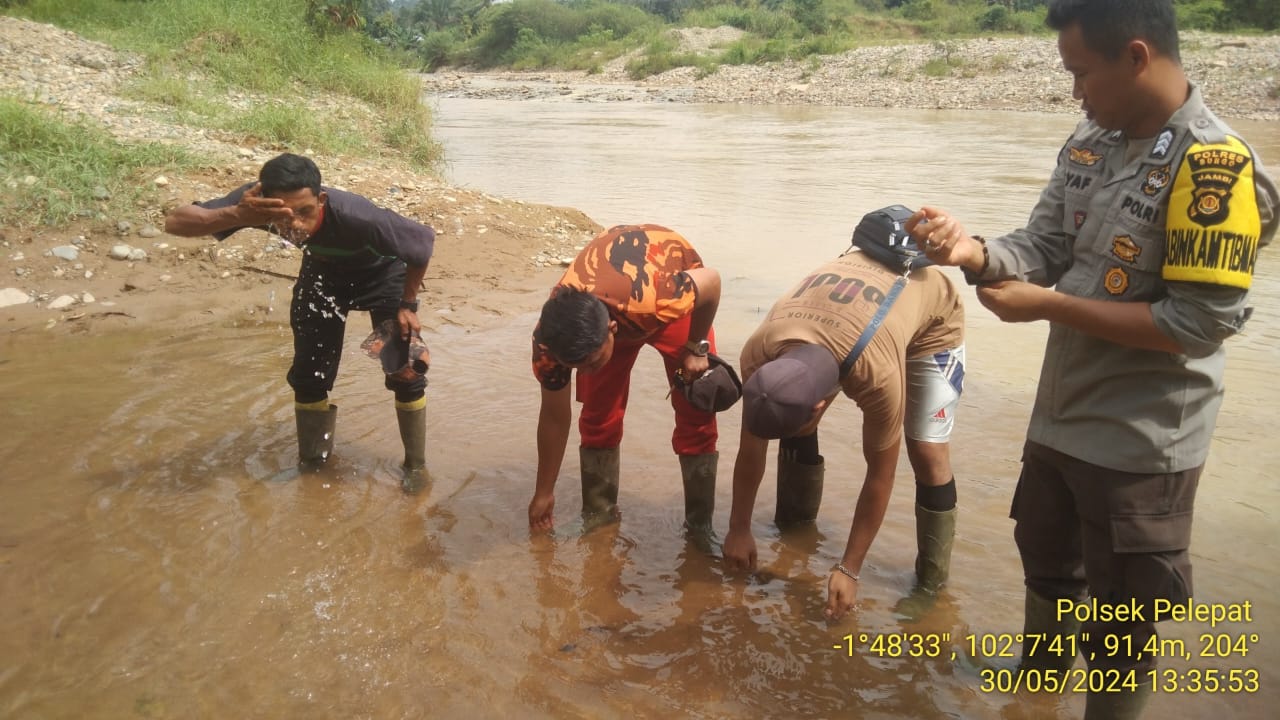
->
[[11, 0, 442, 168], [380, 113, 443, 170], [0, 96, 202, 227], [987, 53, 1014, 72], [122, 67, 218, 116], [720, 36, 792, 65], [920, 41, 966, 77], [625, 49, 715, 80], [218, 104, 370, 156], [798, 55, 822, 81], [832, 12, 925, 43], [680, 5, 799, 38], [623, 32, 717, 80]]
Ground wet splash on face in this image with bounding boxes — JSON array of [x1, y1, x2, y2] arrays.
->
[[269, 221, 311, 246]]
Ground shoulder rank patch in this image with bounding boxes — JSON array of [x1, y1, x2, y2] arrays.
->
[[1164, 136, 1261, 289], [1068, 146, 1103, 166], [1151, 128, 1175, 159]]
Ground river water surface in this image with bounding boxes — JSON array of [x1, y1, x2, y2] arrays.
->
[[1, 98, 1277, 719]]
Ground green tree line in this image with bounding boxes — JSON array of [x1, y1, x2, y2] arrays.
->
[[6, 1, 1274, 81], [334, 0, 1276, 76]]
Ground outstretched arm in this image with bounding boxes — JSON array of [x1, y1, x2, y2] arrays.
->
[[164, 183, 294, 237], [723, 426, 770, 571], [826, 440, 899, 620], [529, 385, 572, 530]]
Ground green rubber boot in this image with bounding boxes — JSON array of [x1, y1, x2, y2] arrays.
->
[[295, 402, 337, 472], [1084, 682, 1151, 720], [894, 503, 957, 620], [914, 503, 957, 594], [580, 446, 621, 530], [1021, 589, 1081, 674], [679, 452, 718, 549], [396, 398, 428, 493]]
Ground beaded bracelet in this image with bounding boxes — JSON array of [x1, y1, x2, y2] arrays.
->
[[962, 235, 990, 286], [974, 235, 990, 274]]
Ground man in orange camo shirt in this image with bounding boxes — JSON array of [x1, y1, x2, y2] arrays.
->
[[528, 224, 723, 538]]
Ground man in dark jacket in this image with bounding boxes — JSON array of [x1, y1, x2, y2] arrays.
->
[[165, 153, 436, 489]]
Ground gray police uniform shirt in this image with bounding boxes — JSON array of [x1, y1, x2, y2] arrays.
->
[[975, 86, 1279, 473]]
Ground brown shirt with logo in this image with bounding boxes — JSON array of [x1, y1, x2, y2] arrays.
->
[[740, 251, 964, 451]]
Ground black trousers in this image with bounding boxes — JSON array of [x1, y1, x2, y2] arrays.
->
[[286, 256, 424, 404]]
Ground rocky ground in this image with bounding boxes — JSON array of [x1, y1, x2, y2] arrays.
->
[[423, 27, 1280, 119], [1, 17, 1277, 336]]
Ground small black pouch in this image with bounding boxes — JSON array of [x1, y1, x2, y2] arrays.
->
[[848, 204, 934, 273]]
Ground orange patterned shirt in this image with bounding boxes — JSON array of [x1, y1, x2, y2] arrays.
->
[[532, 224, 704, 390]]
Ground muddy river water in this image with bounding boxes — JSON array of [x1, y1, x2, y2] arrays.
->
[[1, 99, 1277, 719]]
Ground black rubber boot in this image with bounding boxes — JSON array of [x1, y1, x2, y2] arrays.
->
[[774, 455, 823, 528]]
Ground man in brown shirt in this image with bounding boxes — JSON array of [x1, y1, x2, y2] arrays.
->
[[724, 249, 965, 620]]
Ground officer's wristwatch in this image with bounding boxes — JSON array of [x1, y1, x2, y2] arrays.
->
[[683, 339, 710, 357], [399, 298, 419, 312]]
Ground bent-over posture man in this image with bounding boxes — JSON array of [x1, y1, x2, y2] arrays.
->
[[529, 224, 722, 537], [724, 246, 965, 621], [165, 153, 436, 489]]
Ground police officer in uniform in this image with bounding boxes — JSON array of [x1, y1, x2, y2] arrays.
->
[[908, 2, 1278, 718]]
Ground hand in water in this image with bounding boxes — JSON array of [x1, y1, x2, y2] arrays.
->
[[529, 492, 555, 531], [825, 571, 859, 620], [722, 527, 758, 571]]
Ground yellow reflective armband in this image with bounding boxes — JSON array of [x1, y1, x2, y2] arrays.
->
[[1164, 136, 1261, 289]]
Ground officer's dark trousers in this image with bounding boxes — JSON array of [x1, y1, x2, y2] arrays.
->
[[1012, 440, 1201, 675]]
